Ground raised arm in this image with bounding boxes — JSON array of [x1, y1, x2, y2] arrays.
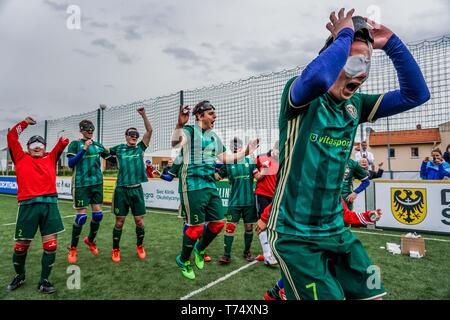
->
[[50, 137, 70, 164], [7, 117, 35, 163], [367, 19, 430, 121], [290, 9, 355, 107], [137, 107, 153, 147], [171, 105, 190, 148], [216, 139, 259, 164]]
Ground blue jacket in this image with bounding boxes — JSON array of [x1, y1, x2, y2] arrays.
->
[[420, 161, 450, 180]]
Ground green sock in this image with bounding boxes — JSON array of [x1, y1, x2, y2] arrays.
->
[[180, 234, 196, 262], [244, 231, 253, 253], [136, 226, 145, 246], [71, 224, 83, 247], [13, 252, 27, 275], [113, 227, 123, 249], [196, 227, 218, 252], [88, 221, 100, 243], [40, 251, 56, 282], [224, 235, 234, 257]]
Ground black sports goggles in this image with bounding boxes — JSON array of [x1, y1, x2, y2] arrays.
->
[[127, 131, 140, 139], [27, 135, 46, 146]]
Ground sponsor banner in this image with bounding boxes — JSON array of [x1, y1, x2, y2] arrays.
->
[[143, 179, 180, 210], [0, 176, 18, 195], [375, 181, 450, 234], [56, 177, 72, 200], [103, 178, 117, 204]]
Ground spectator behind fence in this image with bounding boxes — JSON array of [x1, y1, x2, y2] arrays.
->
[[444, 144, 450, 164], [355, 141, 375, 170], [420, 148, 450, 180], [359, 158, 384, 180]]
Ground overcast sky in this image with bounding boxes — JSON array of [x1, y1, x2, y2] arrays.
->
[[0, 0, 449, 129]]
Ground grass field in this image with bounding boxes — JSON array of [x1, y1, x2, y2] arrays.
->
[[0, 193, 449, 300]]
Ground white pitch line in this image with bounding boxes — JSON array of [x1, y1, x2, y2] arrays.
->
[[180, 260, 259, 300], [352, 230, 450, 243]]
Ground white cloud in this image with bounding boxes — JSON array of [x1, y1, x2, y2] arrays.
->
[[0, 0, 448, 129]]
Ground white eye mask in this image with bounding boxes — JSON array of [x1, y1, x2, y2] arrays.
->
[[344, 54, 371, 78], [29, 142, 45, 149]]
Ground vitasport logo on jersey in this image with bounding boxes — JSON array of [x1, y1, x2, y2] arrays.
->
[[310, 133, 352, 148]]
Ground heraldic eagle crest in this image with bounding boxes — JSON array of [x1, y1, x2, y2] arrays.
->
[[391, 188, 427, 225]]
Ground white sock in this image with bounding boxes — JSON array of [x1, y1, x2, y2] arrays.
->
[[258, 231, 271, 259]]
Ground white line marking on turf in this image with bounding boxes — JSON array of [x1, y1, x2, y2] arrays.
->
[[180, 260, 258, 300], [352, 230, 450, 243]]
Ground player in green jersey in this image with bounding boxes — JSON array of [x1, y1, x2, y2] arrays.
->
[[267, 9, 429, 300], [67, 120, 110, 264], [216, 137, 258, 264], [171, 102, 259, 280], [341, 159, 369, 211], [109, 107, 153, 262]]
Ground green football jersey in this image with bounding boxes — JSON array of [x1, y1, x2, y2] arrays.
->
[[110, 141, 148, 187], [67, 140, 110, 187], [341, 159, 369, 197], [179, 124, 226, 192], [219, 157, 257, 207], [268, 76, 383, 237]]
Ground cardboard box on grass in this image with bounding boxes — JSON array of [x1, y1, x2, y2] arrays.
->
[[401, 233, 426, 257]]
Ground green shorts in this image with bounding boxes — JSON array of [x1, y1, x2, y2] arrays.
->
[[180, 188, 224, 225], [73, 184, 103, 209], [226, 206, 257, 224], [15, 203, 65, 240], [112, 185, 146, 217], [268, 228, 386, 300]]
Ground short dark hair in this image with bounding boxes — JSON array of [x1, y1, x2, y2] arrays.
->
[[125, 127, 138, 135], [432, 147, 442, 155]]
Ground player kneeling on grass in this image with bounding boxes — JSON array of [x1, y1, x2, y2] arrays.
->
[[258, 200, 382, 300], [216, 137, 259, 264], [171, 102, 259, 280], [67, 120, 111, 264], [6, 117, 69, 294], [109, 107, 153, 262]]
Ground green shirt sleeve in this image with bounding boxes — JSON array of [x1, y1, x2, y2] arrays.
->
[[94, 142, 111, 159], [280, 76, 309, 121], [138, 141, 148, 152], [352, 160, 369, 181], [359, 93, 384, 124], [109, 145, 118, 156], [218, 165, 228, 178], [67, 141, 78, 157]]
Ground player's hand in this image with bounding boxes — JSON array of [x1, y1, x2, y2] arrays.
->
[[214, 173, 222, 181], [378, 162, 384, 167], [245, 138, 260, 156], [177, 105, 190, 127], [326, 8, 355, 40], [59, 136, 70, 144], [364, 17, 394, 49], [423, 156, 430, 163], [369, 209, 382, 222], [83, 139, 93, 150], [346, 192, 358, 203], [255, 219, 267, 235], [137, 107, 146, 116], [25, 117, 36, 125]]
